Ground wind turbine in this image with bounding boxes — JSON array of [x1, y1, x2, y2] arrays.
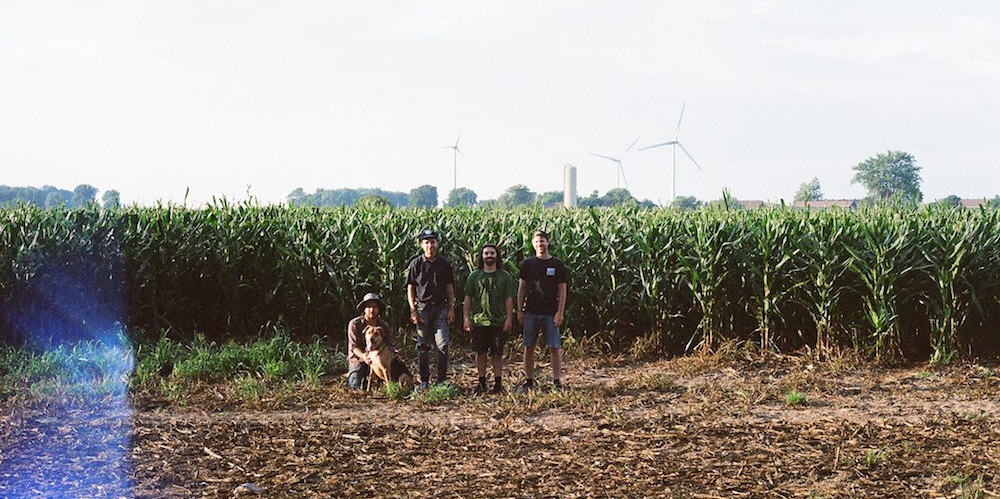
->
[[442, 132, 462, 191], [639, 102, 703, 205], [590, 137, 640, 191]]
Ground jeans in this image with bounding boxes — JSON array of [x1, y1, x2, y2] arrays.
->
[[416, 303, 449, 383], [523, 313, 561, 349], [347, 363, 369, 390]]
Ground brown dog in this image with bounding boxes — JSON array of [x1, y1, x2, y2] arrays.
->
[[364, 325, 394, 391]]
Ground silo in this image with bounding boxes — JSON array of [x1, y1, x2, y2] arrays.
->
[[563, 164, 577, 207]]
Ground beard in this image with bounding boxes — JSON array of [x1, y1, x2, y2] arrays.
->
[[485, 257, 496, 265]]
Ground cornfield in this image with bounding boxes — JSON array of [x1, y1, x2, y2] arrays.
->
[[2, 202, 999, 361]]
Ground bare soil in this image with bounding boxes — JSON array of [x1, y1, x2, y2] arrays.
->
[[3, 353, 1000, 498]]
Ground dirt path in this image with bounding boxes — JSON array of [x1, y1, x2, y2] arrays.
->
[[2, 356, 999, 497]]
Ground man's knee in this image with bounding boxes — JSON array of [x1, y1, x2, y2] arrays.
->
[[348, 371, 366, 390]]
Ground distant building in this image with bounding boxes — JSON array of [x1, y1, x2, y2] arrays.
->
[[563, 164, 577, 208], [792, 199, 860, 209], [960, 198, 989, 208], [739, 200, 766, 209]]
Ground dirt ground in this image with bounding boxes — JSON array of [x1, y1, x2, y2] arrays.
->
[[2, 352, 1000, 498]]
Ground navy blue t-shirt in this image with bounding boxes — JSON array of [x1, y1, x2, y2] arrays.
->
[[518, 256, 568, 315], [406, 254, 454, 304]]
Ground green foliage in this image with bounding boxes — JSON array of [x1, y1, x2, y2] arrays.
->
[[446, 187, 477, 207], [0, 184, 99, 208], [498, 184, 536, 207], [385, 380, 411, 400], [101, 189, 121, 209], [784, 389, 807, 406], [287, 187, 409, 207], [537, 191, 563, 208], [409, 184, 438, 208], [412, 381, 460, 404], [852, 150, 922, 203], [794, 177, 823, 204], [672, 195, 702, 210], [3, 202, 1000, 361]]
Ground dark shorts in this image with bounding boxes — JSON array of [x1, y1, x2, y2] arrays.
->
[[471, 325, 505, 357]]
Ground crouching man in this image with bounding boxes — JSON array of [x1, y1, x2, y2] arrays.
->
[[347, 292, 413, 390]]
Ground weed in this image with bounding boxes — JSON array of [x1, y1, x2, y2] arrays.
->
[[863, 447, 889, 468], [412, 382, 460, 405], [385, 381, 411, 401], [232, 373, 266, 401], [914, 370, 934, 380], [613, 372, 677, 393], [785, 389, 807, 406]]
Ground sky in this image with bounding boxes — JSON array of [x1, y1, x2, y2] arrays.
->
[[2, 1, 999, 206]]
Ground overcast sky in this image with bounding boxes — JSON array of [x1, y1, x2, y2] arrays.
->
[[3, 1, 999, 206]]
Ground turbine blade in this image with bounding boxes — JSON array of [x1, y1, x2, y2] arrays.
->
[[454, 132, 461, 148], [638, 141, 677, 151], [621, 136, 640, 157], [590, 152, 619, 162], [677, 142, 703, 172], [619, 164, 629, 190], [673, 102, 686, 140]]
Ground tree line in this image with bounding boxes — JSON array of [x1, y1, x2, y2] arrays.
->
[[288, 185, 657, 208], [0, 185, 119, 209]]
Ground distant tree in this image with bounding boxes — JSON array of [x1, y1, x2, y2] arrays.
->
[[287, 187, 409, 207], [101, 190, 120, 209], [287, 187, 307, 205], [44, 191, 64, 208], [71, 184, 98, 207], [498, 184, 536, 207], [602, 188, 635, 206], [578, 190, 603, 208], [852, 151, 922, 203], [537, 191, 563, 208], [708, 189, 744, 210], [932, 195, 962, 209], [446, 188, 477, 207], [409, 184, 438, 208], [672, 195, 703, 210], [356, 195, 393, 209], [794, 177, 823, 204]]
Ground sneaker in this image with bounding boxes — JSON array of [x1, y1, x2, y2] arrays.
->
[[418, 381, 429, 391], [473, 384, 487, 396], [515, 379, 535, 395], [553, 379, 565, 391], [491, 383, 506, 395]]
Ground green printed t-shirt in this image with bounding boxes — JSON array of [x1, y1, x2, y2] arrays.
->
[[464, 268, 517, 327]]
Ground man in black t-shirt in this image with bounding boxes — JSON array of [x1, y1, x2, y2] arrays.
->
[[516, 230, 568, 392], [406, 229, 455, 389]]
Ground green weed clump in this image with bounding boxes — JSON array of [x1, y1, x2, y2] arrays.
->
[[784, 389, 807, 406], [413, 382, 460, 405], [0, 341, 133, 405]]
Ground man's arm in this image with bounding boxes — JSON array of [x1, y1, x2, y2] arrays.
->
[[503, 296, 513, 332], [463, 295, 472, 332], [407, 284, 418, 325], [445, 283, 455, 324], [517, 278, 527, 326], [554, 282, 567, 327], [348, 321, 370, 364]]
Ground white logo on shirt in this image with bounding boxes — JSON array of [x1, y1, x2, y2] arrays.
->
[[546, 267, 555, 276]]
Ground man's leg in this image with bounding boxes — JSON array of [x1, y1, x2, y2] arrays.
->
[[521, 314, 540, 391], [416, 307, 432, 386], [543, 315, 563, 387], [551, 347, 562, 382], [347, 364, 369, 390], [490, 325, 504, 379], [433, 306, 450, 384]]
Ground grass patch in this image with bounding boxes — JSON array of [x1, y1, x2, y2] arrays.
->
[[412, 382, 460, 405], [0, 340, 133, 406], [785, 389, 807, 406], [914, 370, 935, 380], [613, 372, 677, 393], [385, 381, 412, 401], [863, 447, 889, 468]]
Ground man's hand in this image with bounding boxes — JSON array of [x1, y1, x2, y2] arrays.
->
[[554, 311, 564, 328], [464, 318, 472, 333], [363, 352, 373, 365], [503, 317, 512, 333], [447, 308, 455, 325], [410, 310, 418, 325]]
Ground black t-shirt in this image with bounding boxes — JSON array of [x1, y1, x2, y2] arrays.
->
[[406, 254, 454, 304], [518, 256, 568, 315]]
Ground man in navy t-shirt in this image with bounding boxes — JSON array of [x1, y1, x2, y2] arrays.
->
[[516, 230, 568, 392]]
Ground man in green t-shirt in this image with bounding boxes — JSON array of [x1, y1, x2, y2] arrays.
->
[[463, 243, 516, 395]]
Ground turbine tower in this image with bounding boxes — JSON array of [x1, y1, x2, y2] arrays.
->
[[639, 102, 703, 205], [590, 137, 640, 191], [442, 132, 462, 191]]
